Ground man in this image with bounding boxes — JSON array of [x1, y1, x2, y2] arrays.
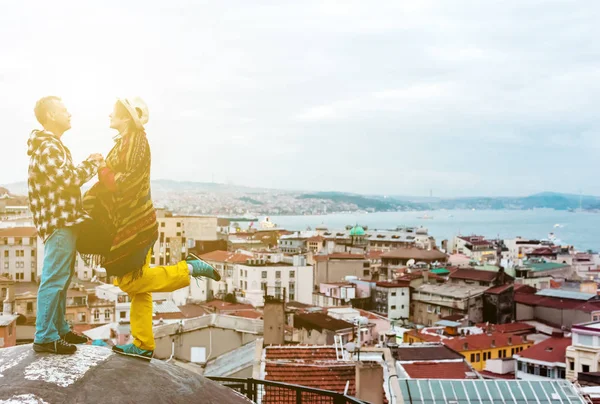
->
[[27, 96, 103, 354]]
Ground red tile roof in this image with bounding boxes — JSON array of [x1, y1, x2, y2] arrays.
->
[[367, 250, 385, 259], [307, 236, 325, 242], [401, 361, 474, 379], [178, 304, 210, 318], [382, 247, 447, 261], [228, 310, 262, 319], [314, 253, 366, 262], [406, 329, 532, 351], [294, 313, 353, 332], [376, 281, 410, 288], [199, 250, 252, 263], [485, 284, 514, 295], [484, 322, 536, 335], [266, 346, 337, 361], [443, 332, 531, 352], [391, 344, 464, 361], [516, 337, 571, 364], [515, 293, 600, 312], [203, 300, 255, 312], [0, 227, 37, 238], [478, 370, 515, 380], [449, 268, 498, 282], [263, 346, 356, 400]]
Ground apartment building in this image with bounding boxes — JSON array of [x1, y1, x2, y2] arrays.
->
[[0, 227, 37, 282]]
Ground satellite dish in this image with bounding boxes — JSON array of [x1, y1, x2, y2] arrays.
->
[[407, 259, 416, 267], [345, 342, 356, 353]]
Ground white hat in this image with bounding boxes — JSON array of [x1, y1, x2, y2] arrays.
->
[[118, 97, 149, 129]]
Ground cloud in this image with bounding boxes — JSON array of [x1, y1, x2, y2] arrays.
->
[[1, 0, 600, 196]]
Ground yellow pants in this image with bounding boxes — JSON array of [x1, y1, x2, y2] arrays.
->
[[115, 252, 190, 351]]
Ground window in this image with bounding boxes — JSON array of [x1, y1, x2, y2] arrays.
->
[[120, 312, 126, 319], [391, 292, 396, 297], [31, 262, 35, 269], [475, 353, 480, 363], [177, 222, 181, 227], [559, 368, 566, 379], [578, 334, 594, 347], [3, 251, 7, 258], [161, 222, 165, 227], [435, 306, 441, 314], [105, 309, 111, 320], [539, 366, 548, 377], [470, 354, 475, 363], [94, 310, 100, 321], [427, 305, 433, 313], [363, 262, 370, 268], [363, 270, 370, 276], [569, 361, 575, 371], [262, 271, 267, 279], [290, 271, 295, 279], [391, 305, 397, 310], [276, 271, 281, 279], [583, 365, 590, 373], [402, 305, 405, 309], [31, 250, 35, 257], [240, 269, 244, 278], [26, 302, 33, 313], [176, 232, 181, 237]]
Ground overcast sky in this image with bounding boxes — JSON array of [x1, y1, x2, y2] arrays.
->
[[1, 1, 599, 197]]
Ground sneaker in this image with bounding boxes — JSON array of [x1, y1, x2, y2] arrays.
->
[[33, 339, 77, 355], [112, 343, 153, 361], [62, 330, 90, 345], [186, 253, 221, 281]]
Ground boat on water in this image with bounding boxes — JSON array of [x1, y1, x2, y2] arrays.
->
[[417, 213, 434, 220]]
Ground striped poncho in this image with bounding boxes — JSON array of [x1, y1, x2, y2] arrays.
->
[[78, 130, 158, 279]]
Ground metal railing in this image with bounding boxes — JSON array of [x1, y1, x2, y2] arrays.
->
[[208, 377, 369, 404]]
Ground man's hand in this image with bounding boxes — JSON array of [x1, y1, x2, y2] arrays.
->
[[88, 153, 104, 164]]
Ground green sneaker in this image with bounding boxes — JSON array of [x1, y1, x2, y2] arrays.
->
[[186, 253, 221, 281], [112, 343, 153, 361]]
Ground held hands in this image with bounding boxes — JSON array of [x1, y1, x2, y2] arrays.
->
[[88, 153, 105, 166]]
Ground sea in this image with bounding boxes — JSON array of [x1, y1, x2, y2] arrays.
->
[[270, 209, 600, 252]]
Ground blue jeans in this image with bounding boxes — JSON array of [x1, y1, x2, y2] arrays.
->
[[34, 226, 77, 344]]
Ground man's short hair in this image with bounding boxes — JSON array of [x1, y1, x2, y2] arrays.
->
[[34, 96, 61, 125]]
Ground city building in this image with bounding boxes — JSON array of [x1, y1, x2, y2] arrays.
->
[[566, 321, 600, 381], [380, 247, 447, 280], [313, 282, 357, 307], [373, 281, 410, 320], [412, 283, 488, 326], [0, 227, 37, 282], [392, 343, 478, 379], [404, 327, 533, 371], [0, 313, 18, 348], [232, 260, 313, 307], [514, 337, 570, 380], [197, 250, 254, 300], [313, 253, 370, 289], [152, 212, 218, 266], [453, 235, 497, 262], [292, 312, 355, 345], [515, 289, 600, 329], [514, 259, 573, 288]]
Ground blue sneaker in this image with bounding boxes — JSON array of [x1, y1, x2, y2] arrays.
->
[[112, 343, 153, 361], [186, 253, 221, 281]]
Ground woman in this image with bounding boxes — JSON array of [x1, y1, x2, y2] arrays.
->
[[79, 97, 220, 360]]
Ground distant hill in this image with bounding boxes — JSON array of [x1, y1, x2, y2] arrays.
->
[[3, 178, 600, 213], [298, 192, 425, 211]]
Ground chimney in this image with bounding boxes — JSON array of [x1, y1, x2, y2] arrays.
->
[[463, 342, 468, 350], [263, 291, 286, 346], [508, 337, 512, 346], [2, 283, 14, 314], [355, 362, 384, 404]]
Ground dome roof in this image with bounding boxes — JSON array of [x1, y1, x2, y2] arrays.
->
[[0, 344, 251, 404], [350, 226, 365, 236]]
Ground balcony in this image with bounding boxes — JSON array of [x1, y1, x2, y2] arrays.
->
[[208, 377, 367, 404]]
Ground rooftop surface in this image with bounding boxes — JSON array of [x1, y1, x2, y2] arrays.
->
[[0, 344, 251, 403], [414, 283, 489, 299], [398, 379, 584, 403], [515, 337, 572, 365]]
